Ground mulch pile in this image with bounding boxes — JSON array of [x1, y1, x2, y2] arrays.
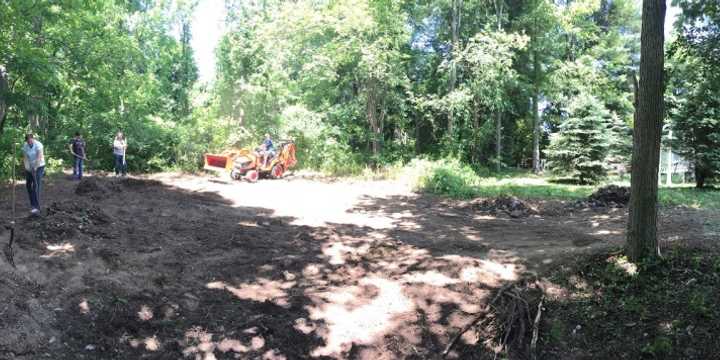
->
[[20, 200, 113, 245], [472, 196, 538, 218], [75, 178, 109, 199], [589, 185, 630, 205], [570, 185, 630, 209]]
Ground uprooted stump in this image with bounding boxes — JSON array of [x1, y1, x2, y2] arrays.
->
[[473, 196, 538, 218]]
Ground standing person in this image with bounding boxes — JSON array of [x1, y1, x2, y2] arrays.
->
[[68, 131, 86, 180], [21, 133, 45, 215], [113, 131, 127, 177]]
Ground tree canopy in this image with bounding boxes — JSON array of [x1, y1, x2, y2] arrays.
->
[[0, 0, 716, 188]]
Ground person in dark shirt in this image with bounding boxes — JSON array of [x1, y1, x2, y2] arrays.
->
[[68, 132, 87, 180], [260, 133, 275, 168]]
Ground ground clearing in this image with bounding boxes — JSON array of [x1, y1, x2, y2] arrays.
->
[[0, 173, 717, 359]]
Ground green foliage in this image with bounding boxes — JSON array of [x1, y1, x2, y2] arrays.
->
[[641, 336, 673, 356], [667, 48, 720, 188], [406, 158, 485, 198], [546, 248, 720, 358], [546, 93, 611, 184], [212, 0, 640, 172], [0, 0, 199, 177]]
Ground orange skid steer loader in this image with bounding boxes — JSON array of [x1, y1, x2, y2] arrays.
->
[[204, 141, 297, 182]]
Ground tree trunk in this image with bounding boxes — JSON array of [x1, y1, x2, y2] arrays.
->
[[415, 114, 422, 155], [532, 72, 540, 174], [666, 130, 673, 186], [530, 10, 542, 174], [694, 165, 705, 188], [496, 112, 502, 172], [0, 67, 7, 135], [448, 0, 462, 136], [366, 79, 383, 159], [493, 0, 504, 173], [627, 0, 665, 262]]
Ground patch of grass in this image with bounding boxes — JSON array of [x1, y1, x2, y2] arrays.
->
[[541, 247, 720, 359], [658, 186, 720, 209], [395, 159, 720, 209]]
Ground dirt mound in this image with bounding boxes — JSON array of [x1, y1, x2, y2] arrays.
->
[[75, 177, 108, 197], [118, 177, 162, 188], [587, 185, 630, 207], [0, 272, 56, 358], [25, 201, 112, 242], [473, 196, 537, 218]]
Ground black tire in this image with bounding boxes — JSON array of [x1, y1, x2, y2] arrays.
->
[[271, 164, 284, 179]]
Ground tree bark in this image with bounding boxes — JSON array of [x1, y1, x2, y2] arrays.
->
[[666, 130, 673, 186], [532, 97, 540, 172], [532, 50, 541, 173], [366, 78, 384, 159], [627, 0, 665, 262], [494, 0, 504, 173], [448, 0, 462, 136], [496, 111, 502, 172], [0, 66, 7, 135], [695, 165, 705, 188]]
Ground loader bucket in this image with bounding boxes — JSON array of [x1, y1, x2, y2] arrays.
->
[[204, 154, 232, 172]]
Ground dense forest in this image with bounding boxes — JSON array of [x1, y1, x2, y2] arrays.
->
[[1, 0, 718, 186], [4, 1, 720, 358]]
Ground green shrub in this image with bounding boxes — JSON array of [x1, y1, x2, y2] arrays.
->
[[401, 158, 483, 198]]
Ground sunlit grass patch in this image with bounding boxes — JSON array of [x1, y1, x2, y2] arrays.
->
[[395, 159, 720, 209]]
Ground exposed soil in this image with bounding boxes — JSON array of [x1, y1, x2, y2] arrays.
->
[[0, 173, 716, 359]]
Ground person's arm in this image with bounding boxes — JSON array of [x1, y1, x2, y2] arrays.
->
[[36, 147, 44, 169], [69, 142, 74, 156]]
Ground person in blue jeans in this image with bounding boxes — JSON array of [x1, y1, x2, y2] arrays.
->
[[21, 133, 46, 215], [68, 131, 86, 180], [113, 131, 127, 176]]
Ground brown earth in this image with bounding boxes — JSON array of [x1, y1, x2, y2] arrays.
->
[[0, 173, 716, 359]]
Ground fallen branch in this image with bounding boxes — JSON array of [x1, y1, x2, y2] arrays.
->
[[442, 283, 512, 358], [530, 294, 545, 360]]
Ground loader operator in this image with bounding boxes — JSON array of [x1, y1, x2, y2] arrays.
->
[[259, 133, 275, 168]]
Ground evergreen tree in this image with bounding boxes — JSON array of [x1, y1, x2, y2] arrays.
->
[[668, 53, 720, 188], [546, 93, 611, 184], [607, 112, 633, 167], [668, 0, 720, 187]]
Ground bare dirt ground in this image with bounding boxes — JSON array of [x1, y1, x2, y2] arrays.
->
[[0, 172, 716, 359]]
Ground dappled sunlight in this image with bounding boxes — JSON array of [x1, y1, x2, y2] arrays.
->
[[126, 335, 161, 352], [137, 304, 153, 321], [181, 326, 261, 359], [402, 270, 460, 287], [307, 276, 414, 357], [323, 242, 360, 265], [148, 174, 411, 228], [460, 260, 520, 283], [78, 299, 90, 314], [40, 242, 75, 258], [592, 229, 621, 236], [609, 255, 638, 276], [206, 279, 295, 308]]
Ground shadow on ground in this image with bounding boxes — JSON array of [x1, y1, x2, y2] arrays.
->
[[0, 176, 524, 359], [1, 175, 712, 359]]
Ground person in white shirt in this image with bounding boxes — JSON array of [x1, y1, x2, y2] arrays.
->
[[113, 131, 128, 176], [21, 133, 45, 215]]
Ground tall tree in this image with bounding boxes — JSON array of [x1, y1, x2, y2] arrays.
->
[[626, 0, 665, 262], [668, 0, 720, 188]]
